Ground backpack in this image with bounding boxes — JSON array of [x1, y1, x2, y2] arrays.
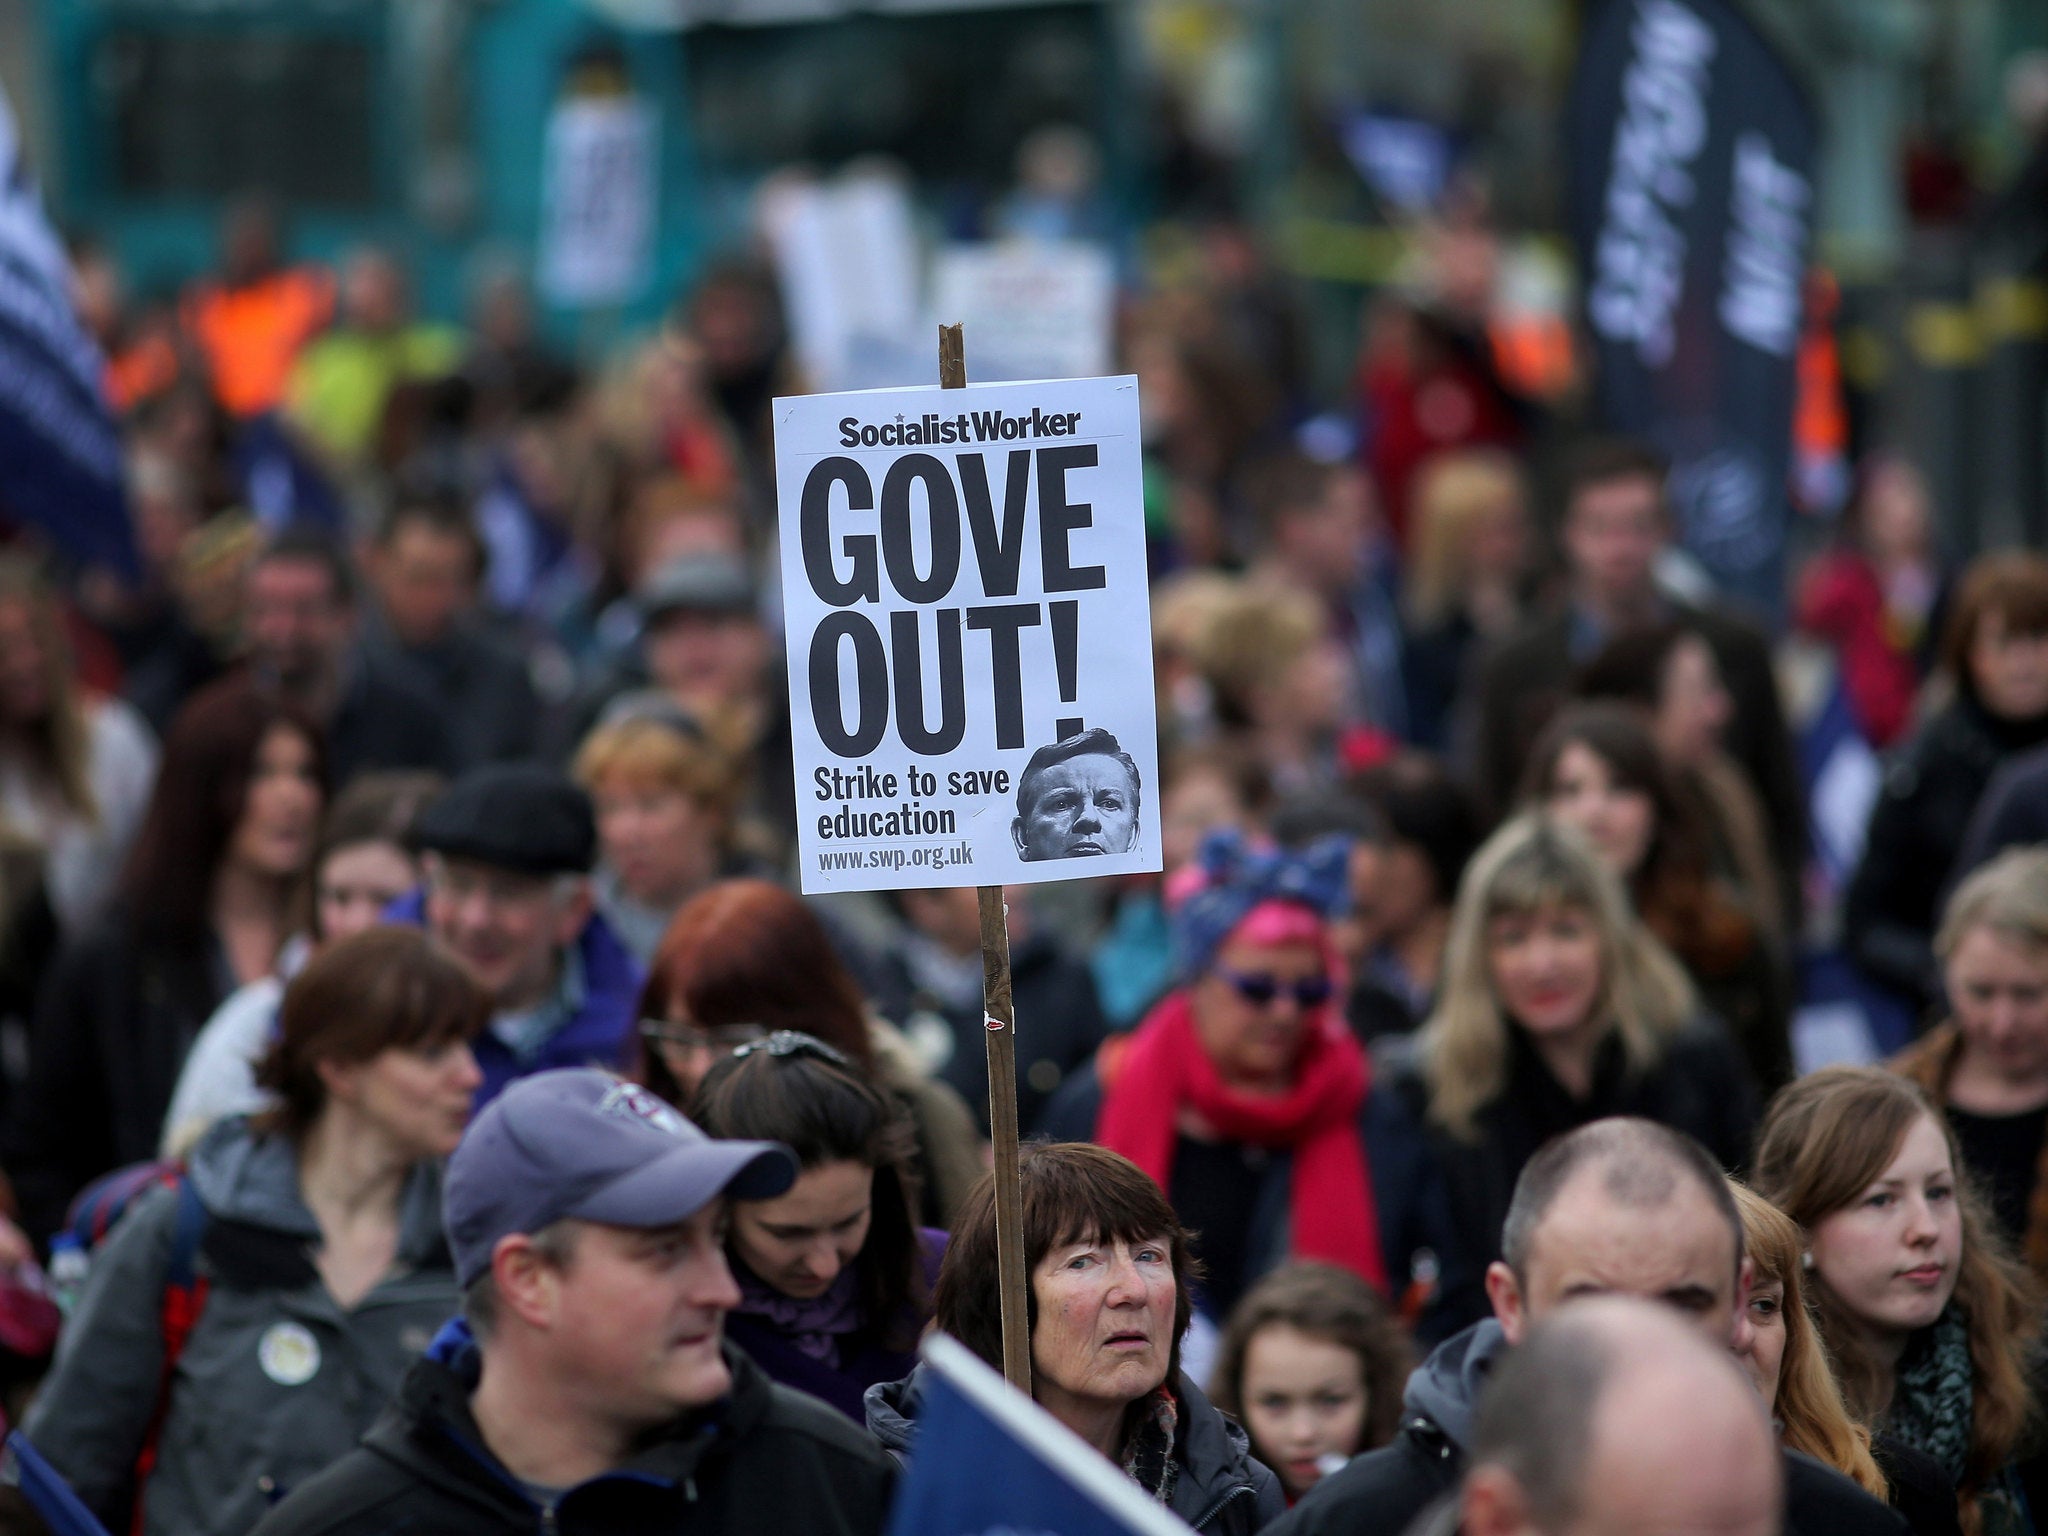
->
[[52, 1160, 211, 1536]]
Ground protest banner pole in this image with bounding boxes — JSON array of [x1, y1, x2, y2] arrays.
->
[[939, 321, 1032, 1396]]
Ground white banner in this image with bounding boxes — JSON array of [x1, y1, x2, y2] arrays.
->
[[776, 375, 1160, 893], [537, 97, 658, 309]]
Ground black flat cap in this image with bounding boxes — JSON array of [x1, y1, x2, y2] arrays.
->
[[412, 764, 596, 876]]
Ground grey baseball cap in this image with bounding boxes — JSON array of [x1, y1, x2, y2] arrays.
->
[[444, 1068, 797, 1287]]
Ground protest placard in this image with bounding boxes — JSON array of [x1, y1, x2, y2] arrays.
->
[[931, 241, 1115, 384], [776, 373, 1160, 895]]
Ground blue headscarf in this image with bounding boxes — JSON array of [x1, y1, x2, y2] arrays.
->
[[1171, 829, 1351, 981]]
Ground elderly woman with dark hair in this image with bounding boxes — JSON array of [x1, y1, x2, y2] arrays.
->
[[25, 926, 484, 1536], [865, 1142, 1285, 1533]]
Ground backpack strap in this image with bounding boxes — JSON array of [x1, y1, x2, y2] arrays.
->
[[129, 1177, 210, 1536]]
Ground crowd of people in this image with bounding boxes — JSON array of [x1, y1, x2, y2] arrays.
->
[[0, 194, 2043, 1536]]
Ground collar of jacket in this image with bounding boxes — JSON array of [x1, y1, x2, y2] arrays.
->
[[366, 1328, 772, 1521]]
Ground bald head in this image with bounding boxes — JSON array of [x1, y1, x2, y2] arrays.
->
[[1463, 1297, 1781, 1536], [1488, 1119, 1747, 1349]]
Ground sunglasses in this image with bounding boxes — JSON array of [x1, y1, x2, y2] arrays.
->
[[1216, 969, 1334, 1010], [638, 1020, 768, 1055]]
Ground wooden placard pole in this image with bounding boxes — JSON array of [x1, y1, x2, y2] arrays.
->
[[938, 322, 1032, 1397]]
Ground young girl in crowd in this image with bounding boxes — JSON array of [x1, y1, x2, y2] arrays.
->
[[690, 1030, 940, 1421], [1525, 701, 1791, 1088], [1411, 813, 1755, 1322], [1208, 1263, 1412, 1506], [1756, 1068, 2043, 1535]]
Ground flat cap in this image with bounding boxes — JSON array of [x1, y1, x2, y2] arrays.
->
[[412, 763, 596, 876]]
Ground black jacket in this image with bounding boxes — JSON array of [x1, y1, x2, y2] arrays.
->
[[362, 621, 540, 773], [1270, 1322, 1909, 1536], [7, 907, 230, 1242], [1846, 695, 2048, 1013], [866, 1364, 1284, 1535], [250, 1325, 894, 1536], [871, 929, 1110, 1134], [1406, 1020, 1758, 1330]]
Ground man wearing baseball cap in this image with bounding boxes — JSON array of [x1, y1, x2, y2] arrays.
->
[[390, 763, 645, 1105], [252, 1068, 896, 1536]]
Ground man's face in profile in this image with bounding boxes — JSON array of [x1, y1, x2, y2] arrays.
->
[[1013, 754, 1138, 860]]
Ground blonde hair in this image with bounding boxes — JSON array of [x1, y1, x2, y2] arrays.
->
[[1194, 580, 1324, 721], [1731, 1182, 1888, 1500], [1420, 813, 1695, 1139], [573, 717, 737, 819], [1936, 847, 2048, 962], [1405, 449, 1524, 629]]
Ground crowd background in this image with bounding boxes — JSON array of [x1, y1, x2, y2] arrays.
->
[[1, 4, 2048, 1536]]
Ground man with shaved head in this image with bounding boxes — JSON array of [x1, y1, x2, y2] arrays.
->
[[1414, 1297, 1781, 1536], [1270, 1118, 1906, 1536]]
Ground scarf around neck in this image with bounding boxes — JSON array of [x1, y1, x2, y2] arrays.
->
[[1094, 989, 1387, 1288], [1888, 1304, 2028, 1536], [732, 1256, 864, 1366]]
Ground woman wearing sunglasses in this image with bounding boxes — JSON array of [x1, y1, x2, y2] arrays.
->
[[1411, 812, 1758, 1326], [691, 1031, 940, 1421], [1040, 831, 1459, 1339]]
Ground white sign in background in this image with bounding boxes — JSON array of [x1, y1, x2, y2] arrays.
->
[[777, 375, 1160, 894], [537, 97, 659, 310], [930, 242, 1115, 384]]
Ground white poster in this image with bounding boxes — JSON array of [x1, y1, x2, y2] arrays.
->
[[760, 171, 926, 392], [537, 97, 658, 309], [931, 242, 1115, 384], [777, 375, 1160, 893]]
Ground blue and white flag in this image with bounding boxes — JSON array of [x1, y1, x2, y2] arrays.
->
[[887, 1333, 1192, 1536], [0, 84, 136, 578]]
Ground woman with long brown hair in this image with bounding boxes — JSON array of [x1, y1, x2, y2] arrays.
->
[[7, 681, 325, 1240], [633, 878, 981, 1223], [1756, 1068, 2043, 1535], [1524, 701, 1792, 1088]]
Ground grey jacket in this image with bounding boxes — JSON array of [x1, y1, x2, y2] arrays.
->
[[24, 1118, 457, 1536], [866, 1363, 1286, 1535]]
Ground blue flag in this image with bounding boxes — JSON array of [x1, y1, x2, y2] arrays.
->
[[4, 1432, 114, 1536], [0, 85, 137, 579], [887, 1333, 1193, 1536]]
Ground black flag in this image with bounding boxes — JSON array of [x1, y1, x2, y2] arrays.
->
[[1566, 0, 1818, 614]]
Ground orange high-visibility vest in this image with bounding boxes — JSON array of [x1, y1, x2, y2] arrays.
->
[[182, 267, 335, 418]]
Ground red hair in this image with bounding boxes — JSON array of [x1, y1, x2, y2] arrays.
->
[[635, 879, 876, 1100]]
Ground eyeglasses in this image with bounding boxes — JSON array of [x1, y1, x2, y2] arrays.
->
[[1217, 969, 1334, 1010], [730, 1030, 852, 1067], [638, 1020, 768, 1056]]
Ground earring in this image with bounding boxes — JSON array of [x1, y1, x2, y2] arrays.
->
[[1801, 1251, 1815, 1271]]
